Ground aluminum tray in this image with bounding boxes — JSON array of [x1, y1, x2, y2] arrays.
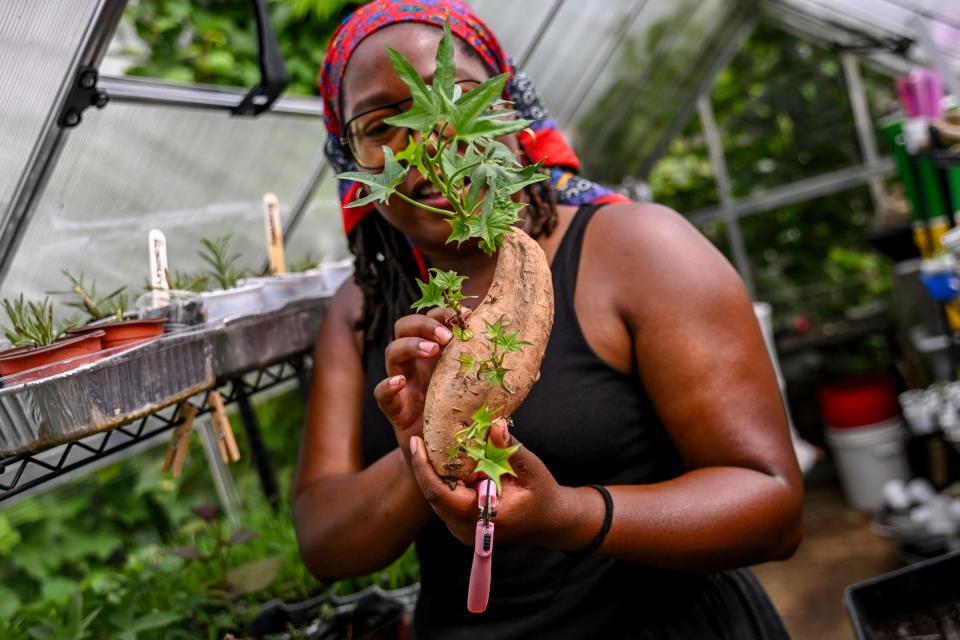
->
[[0, 330, 214, 456], [212, 295, 329, 382]]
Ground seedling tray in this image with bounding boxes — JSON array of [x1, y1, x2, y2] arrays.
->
[[0, 330, 214, 456], [845, 550, 960, 639]]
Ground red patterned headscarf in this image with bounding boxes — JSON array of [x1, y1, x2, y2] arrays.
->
[[318, 0, 629, 236]]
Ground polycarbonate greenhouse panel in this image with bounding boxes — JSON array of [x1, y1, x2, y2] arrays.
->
[[571, 0, 748, 182], [766, 0, 960, 70], [283, 174, 351, 266], [467, 0, 560, 65], [1, 101, 328, 308], [0, 1, 101, 228], [517, 0, 646, 127]]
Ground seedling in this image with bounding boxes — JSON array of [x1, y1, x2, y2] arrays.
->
[[1, 295, 75, 347], [52, 270, 128, 322], [199, 235, 246, 290]]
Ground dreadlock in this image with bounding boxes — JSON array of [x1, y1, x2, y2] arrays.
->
[[348, 179, 558, 346]]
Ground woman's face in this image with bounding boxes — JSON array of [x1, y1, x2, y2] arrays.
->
[[341, 23, 516, 254]]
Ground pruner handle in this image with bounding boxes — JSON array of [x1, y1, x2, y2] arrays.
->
[[467, 479, 497, 613]]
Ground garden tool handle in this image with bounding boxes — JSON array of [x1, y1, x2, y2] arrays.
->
[[467, 479, 497, 613]]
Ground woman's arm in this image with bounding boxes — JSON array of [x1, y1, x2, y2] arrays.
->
[[404, 203, 803, 571], [575, 202, 804, 568], [292, 281, 432, 581]]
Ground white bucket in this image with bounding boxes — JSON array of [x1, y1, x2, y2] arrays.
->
[[826, 418, 910, 512]]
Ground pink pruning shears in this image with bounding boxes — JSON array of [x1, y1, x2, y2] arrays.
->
[[467, 478, 497, 613]]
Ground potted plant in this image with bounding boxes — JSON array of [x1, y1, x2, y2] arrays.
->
[[0, 295, 102, 381], [54, 270, 165, 349], [197, 235, 265, 323]]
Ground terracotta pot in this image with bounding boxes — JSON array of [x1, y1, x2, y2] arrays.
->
[[68, 318, 165, 349], [0, 331, 104, 381]]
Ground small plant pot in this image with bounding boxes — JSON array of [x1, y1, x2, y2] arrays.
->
[[319, 259, 354, 295], [237, 276, 300, 310], [67, 317, 165, 349], [201, 283, 265, 323], [0, 331, 104, 381]]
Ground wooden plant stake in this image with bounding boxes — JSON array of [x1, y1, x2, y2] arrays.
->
[[148, 228, 170, 306], [208, 391, 240, 463], [263, 193, 286, 275], [162, 401, 198, 478]]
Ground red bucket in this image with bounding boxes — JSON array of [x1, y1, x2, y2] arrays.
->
[[818, 374, 900, 430]]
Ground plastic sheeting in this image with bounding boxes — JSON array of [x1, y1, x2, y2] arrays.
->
[[0, 1, 101, 226], [1, 100, 335, 306]]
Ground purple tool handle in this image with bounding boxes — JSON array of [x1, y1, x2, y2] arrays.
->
[[467, 479, 497, 613]]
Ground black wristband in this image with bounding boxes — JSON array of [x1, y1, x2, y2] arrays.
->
[[564, 484, 613, 558]]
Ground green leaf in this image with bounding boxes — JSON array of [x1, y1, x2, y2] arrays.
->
[[457, 352, 477, 373], [452, 326, 473, 341], [484, 318, 507, 342], [481, 366, 510, 390], [40, 577, 79, 604], [0, 585, 20, 624], [384, 47, 438, 134], [469, 403, 497, 436], [411, 277, 447, 311], [224, 555, 283, 596], [446, 216, 473, 246], [338, 147, 407, 207], [450, 74, 508, 133], [433, 20, 456, 100], [110, 609, 183, 634], [473, 440, 521, 493], [496, 329, 530, 354], [0, 513, 21, 554]]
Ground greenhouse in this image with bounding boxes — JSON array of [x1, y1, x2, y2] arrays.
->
[[1, 0, 959, 637]]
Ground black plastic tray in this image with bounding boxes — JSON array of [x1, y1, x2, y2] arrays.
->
[[845, 550, 960, 639]]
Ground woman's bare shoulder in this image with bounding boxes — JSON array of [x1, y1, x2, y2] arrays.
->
[[587, 202, 748, 320]]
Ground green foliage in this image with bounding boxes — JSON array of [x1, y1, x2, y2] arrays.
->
[[594, 23, 895, 328], [198, 235, 247, 290], [52, 270, 128, 322], [165, 269, 211, 293], [411, 268, 473, 338], [337, 20, 546, 256], [1, 295, 75, 347], [450, 403, 519, 492], [456, 318, 528, 393], [124, 0, 362, 95], [288, 254, 321, 273]]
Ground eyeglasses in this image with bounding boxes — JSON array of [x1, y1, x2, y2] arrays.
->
[[343, 80, 483, 171]]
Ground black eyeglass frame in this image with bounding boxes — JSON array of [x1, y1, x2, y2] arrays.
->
[[341, 79, 485, 171]]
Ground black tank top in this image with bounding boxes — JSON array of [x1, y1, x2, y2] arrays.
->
[[359, 205, 788, 639]]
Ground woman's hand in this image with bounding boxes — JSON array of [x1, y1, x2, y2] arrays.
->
[[407, 420, 599, 548], [373, 307, 464, 459]]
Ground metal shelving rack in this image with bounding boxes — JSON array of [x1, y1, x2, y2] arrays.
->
[[0, 353, 311, 505]]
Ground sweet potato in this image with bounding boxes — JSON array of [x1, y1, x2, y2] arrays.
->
[[421, 228, 554, 483]]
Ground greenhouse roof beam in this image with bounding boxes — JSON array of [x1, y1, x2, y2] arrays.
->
[[842, 54, 886, 213], [0, 0, 128, 290], [98, 75, 326, 117], [697, 95, 755, 297], [688, 160, 895, 226], [281, 162, 329, 247]]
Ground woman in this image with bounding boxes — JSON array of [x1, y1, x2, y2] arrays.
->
[[294, 1, 803, 638]]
